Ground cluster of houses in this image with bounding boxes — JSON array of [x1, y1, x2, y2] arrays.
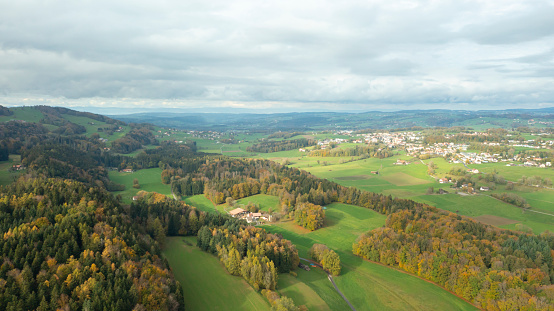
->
[[317, 138, 348, 149], [358, 132, 422, 149], [456, 152, 499, 164], [11, 164, 25, 171], [228, 208, 272, 223], [407, 142, 468, 158]]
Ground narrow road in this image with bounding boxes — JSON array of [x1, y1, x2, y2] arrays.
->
[[299, 257, 356, 311]]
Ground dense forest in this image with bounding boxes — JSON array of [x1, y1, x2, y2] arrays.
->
[[197, 225, 299, 289], [353, 206, 554, 310], [0, 178, 184, 310], [308, 144, 394, 158]]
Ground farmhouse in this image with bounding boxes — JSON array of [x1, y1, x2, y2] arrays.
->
[[439, 178, 449, 184], [12, 164, 25, 171], [229, 208, 246, 218], [480, 187, 489, 191], [122, 168, 134, 173], [245, 212, 263, 223]]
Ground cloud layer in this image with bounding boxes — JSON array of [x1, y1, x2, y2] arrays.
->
[[1, 0, 553, 111]]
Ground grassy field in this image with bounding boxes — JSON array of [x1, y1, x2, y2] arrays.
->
[[288, 155, 435, 198], [236, 194, 281, 212], [0, 155, 22, 186], [0, 107, 45, 123], [184, 195, 217, 213], [415, 193, 553, 234], [260, 202, 476, 311], [277, 272, 333, 310], [258, 153, 553, 234], [108, 168, 171, 201], [163, 237, 270, 311]]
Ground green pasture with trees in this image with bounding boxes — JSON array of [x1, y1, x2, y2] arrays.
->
[[109, 168, 171, 201], [259, 203, 476, 310], [163, 237, 271, 311]]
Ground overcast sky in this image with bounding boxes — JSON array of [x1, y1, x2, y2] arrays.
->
[[1, 0, 553, 112]]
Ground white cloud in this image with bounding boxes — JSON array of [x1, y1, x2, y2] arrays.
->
[[0, 0, 553, 111]]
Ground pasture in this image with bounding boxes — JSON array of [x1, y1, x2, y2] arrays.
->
[[416, 194, 553, 234], [184, 195, 217, 213], [277, 272, 335, 310], [289, 155, 434, 198], [163, 237, 270, 311], [236, 194, 281, 212], [0, 106, 44, 123], [260, 202, 477, 311], [59, 114, 126, 141], [0, 155, 22, 186], [108, 168, 171, 201]]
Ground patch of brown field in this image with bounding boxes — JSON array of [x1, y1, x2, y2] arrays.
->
[[473, 215, 518, 226], [335, 175, 371, 181], [301, 135, 315, 139], [276, 220, 312, 234]]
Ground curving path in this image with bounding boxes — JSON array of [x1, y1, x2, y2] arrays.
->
[[299, 257, 357, 311]]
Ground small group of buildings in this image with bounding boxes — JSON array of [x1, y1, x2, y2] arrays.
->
[[11, 164, 25, 171], [394, 159, 409, 165], [317, 138, 347, 149], [228, 208, 272, 223]]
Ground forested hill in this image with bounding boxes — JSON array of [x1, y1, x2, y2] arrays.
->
[[0, 105, 160, 156]]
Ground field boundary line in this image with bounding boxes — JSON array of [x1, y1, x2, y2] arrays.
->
[[486, 194, 554, 218], [299, 257, 356, 311], [525, 209, 554, 217]]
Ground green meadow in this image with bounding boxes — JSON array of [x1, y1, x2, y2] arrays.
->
[[260, 203, 476, 311], [416, 194, 553, 234], [59, 114, 129, 142], [163, 237, 270, 311], [289, 154, 434, 198], [171, 195, 476, 309], [236, 194, 281, 212], [255, 151, 554, 234], [108, 168, 171, 201], [0, 106, 44, 123], [184, 195, 217, 213], [0, 155, 22, 186], [277, 272, 334, 310]]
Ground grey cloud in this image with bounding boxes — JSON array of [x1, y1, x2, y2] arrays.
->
[[459, 2, 554, 45], [0, 0, 553, 110]]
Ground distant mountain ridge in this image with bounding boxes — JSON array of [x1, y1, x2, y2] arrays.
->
[[2, 104, 553, 131], [108, 107, 554, 131]]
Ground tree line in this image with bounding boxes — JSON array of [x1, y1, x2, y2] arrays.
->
[[246, 138, 316, 153], [309, 244, 341, 276], [308, 144, 394, 158], [197, 225, 299, 290]]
